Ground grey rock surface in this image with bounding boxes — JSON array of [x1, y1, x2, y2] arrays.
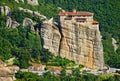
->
[[0, 6, 10, 16], [112, 38, 118, 52], [23, 18, 33, 26], [6, 17, 20, 28], [41, 19, 104, 71], [41, 20, 61, 56], [27, 0, 39, 5]]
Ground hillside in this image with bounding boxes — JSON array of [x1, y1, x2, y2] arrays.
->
[[0, 0, 120, 69], [38, 0, 120, 68], [0, 0, 120, 81]]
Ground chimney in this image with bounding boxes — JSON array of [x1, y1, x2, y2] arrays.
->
[[73, 9, 76, 13]]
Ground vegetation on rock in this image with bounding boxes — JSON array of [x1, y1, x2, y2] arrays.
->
[[0, 0, 120, 80]]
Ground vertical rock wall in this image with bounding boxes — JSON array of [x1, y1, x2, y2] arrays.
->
[[41, 22, 61, 56], [40, 19, 104, 70], [59, 22, 104, 70]]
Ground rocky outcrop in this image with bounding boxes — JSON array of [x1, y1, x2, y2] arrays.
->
[[112, 38, 118, 52], [0, 60, 6, 66], [0, 59, 19, 81], [59, 23, 104, 70], [18, 7, 47, 19], [0, 66, 14, 81], [23, 18, 39, 33], [23, 18, 33, 27], [41, 20, 61, 56], [27, 0, 39, 5], [0, 61, 15, 81], [6, 17, 20, 28], [23, 18, 35, 31], [14, 0, 24, 3], [0, 6, 10, 16], [40, 11, 104, 70]]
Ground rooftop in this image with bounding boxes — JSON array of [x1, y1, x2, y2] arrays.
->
[[92, 20, 99, 25], [58, 11, 94, 16]]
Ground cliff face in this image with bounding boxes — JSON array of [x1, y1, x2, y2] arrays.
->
[[41, 21, 61, 56], [59, 22, 104, 70], [40, 13, 104, 70]]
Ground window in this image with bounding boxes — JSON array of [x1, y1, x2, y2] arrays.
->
[[76, 18, 86, 22]]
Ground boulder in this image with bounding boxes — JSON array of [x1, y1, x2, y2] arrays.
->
[[11, 20, 20, 28], [0, 6, 10, 16], [0, 66, 14, 81], [15, 0, 19, 3], [23, 18, 36, 32], [27, 0, 39, 5], [6, 17, 12, 27], [23, 18, 33, 26], [6, 17, 20, 28], [15, 0, 24, 3], [112, 38, 118, 52]]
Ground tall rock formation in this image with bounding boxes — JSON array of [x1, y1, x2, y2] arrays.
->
[[41, 19, 61, 56], [41, 10, 104, 70]]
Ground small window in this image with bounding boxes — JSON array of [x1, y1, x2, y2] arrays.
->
[[76, 18, 86, 22]]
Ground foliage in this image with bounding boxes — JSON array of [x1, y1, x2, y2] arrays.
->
[[37, 0, 120, 68], [1, 0, 120, 80], [1, 0, 120, 68], [15, 71, 120, 81], [15, 71, 60, 81], [11, 10, 41, 23], [0, 16, 6, 27], [0, 20, 42, 68], [48, 56, 75, 67]]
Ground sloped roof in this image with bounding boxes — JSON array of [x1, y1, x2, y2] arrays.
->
[[58, 11, 94, 16], [92, 20, 99, 24]]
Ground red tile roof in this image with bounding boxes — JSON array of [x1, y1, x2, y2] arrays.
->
[[92, 20, 99, 24], [58, 11, 94, 16]]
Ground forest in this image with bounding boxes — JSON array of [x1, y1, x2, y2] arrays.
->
[[37, 0, 120, 68], [0, 0, 120, 81]]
